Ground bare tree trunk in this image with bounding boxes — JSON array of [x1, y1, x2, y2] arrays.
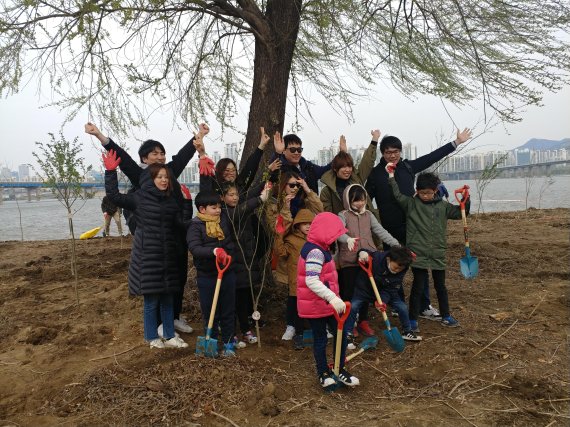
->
[[239, 0, 302, 171], [68, 211, 80, 306]]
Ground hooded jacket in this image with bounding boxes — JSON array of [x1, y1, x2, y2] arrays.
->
[[274, 209, 315, 296], [297, 212, 347, 318], [337, 184, 400, 268], [105, 169, 182, 296], [388, 177, 467, 269]]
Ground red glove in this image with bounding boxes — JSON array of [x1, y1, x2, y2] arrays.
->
[[199, 156, 215, 176], [102, 149, 121, 171], [213, 248, 228, 264], [180, 184, 191, 200], [276, 214, 286, 235], [385, 162, 396, 175], [374, 301, 387, 312], [409, 250, 417, 261]]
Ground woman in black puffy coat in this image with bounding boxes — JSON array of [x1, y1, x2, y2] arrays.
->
[[104, 151, 190, 350]]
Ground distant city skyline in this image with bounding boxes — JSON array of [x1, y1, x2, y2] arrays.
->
[[0, 78, 568, 172], [3, 141, 568, 183]]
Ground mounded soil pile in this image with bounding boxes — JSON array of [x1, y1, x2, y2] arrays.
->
[[0, 208, 568, 426]]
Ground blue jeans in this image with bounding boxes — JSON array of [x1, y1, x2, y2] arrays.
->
[[143, 293, 175, 341], [197, 271, 236, 344], [308, 316, 347, 376], [348, 289, 411, 333]]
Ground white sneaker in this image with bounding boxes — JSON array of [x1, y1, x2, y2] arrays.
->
[[158, 324, 180, 339], [281, 325, 296, 340], [174, 316, 194, 333], [420, 305, 442, 321], [326, 327, 333, 339], [164, 336, 189, 348], [233, 337, 247, 349], [347, 342, 357, 351], [149, 338, 165, 349]]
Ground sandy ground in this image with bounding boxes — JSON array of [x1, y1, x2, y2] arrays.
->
[[0, 208, 568, 427]]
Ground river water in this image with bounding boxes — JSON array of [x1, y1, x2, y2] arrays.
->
[[1, 176, 569, 241]]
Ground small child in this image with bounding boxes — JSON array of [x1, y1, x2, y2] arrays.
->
[[187, 190, 238, 356], [219, 181, 270, 347], [274, 208, 315, 350], [297, 212, 360, 391], [337, 184, 400, 338], [346, 247, 421, 342], [387, 166, 469, 330]]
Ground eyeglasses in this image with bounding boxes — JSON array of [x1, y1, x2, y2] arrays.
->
[[287, 147, 303, 154], [224, 167, 237, 172], [287, 183, 301, 189], [417, 190, 436, 197], [384, 149, 400, 156]]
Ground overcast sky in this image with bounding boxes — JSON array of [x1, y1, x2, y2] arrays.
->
[[0, 80, 568, 171]]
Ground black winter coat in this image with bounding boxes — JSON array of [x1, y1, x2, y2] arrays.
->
[[354, 250, 409, 301], [103, 137, 195, 286], [105, 169, 183, 296], [223, 193, 264, 289], [187, 213, 236, 278], [365, 142, 456, 243]]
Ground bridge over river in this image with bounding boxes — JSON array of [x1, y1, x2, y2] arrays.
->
[[439, 160, 569, 180]]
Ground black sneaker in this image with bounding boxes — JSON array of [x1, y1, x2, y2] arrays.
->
[[338, 368, 360, 387], [319, 370, 338, 390], [402, 330, 422, 341], [293, 334, 304, 350]]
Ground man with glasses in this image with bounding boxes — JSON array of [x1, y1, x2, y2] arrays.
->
[[275, 133, 347, 194], [365, 129, 472, 321]]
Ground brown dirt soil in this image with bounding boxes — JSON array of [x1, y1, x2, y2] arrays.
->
[[1, 208, 569, 427]]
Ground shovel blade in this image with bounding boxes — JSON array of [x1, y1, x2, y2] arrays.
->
[[383, 327, 405, 352], [359, 336, 379, 351], [195, 336, 218, 358], [460, 255, 479, 279], [303, 329, 314, 347]]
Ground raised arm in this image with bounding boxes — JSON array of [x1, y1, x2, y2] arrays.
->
[[85, 122, 142, 186], [102, 150, 136, 210], [408, 128, 472, 174], [387, 163, 413, 212], [168, 123, 209, 178], [236, 127, 271, 191], [357, 130, 380, 183]]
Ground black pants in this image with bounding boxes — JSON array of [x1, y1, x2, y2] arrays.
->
[[197, 271, 236, 344], [339, 266, 369, 322], [409, 268, 448, 321], [236, 287, 254, 335], [286, 296, 305, 333], [308, 316, 347, 376]]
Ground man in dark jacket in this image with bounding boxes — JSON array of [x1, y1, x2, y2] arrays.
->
[[365, 128, 472, 318], [273, 133, 347, 194], [85, 122, 207, 334]]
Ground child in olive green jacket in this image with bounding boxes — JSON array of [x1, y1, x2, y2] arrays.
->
[[386, 164, 469, 330]]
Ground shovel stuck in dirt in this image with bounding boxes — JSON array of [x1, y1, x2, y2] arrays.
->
[[454, 185, 479, 279], [195, 253, 232, 358]]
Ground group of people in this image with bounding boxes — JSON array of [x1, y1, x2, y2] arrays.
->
[[86, 122, 472, 391]]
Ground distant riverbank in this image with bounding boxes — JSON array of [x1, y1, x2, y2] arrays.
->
[[1, 175, 569, 241]]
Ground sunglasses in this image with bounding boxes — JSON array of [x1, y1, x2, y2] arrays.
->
[[287, 183, 301, 189], [287, 147, 303, 154]]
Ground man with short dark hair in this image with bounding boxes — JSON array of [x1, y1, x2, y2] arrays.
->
[[274, 132, 347, 194]]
